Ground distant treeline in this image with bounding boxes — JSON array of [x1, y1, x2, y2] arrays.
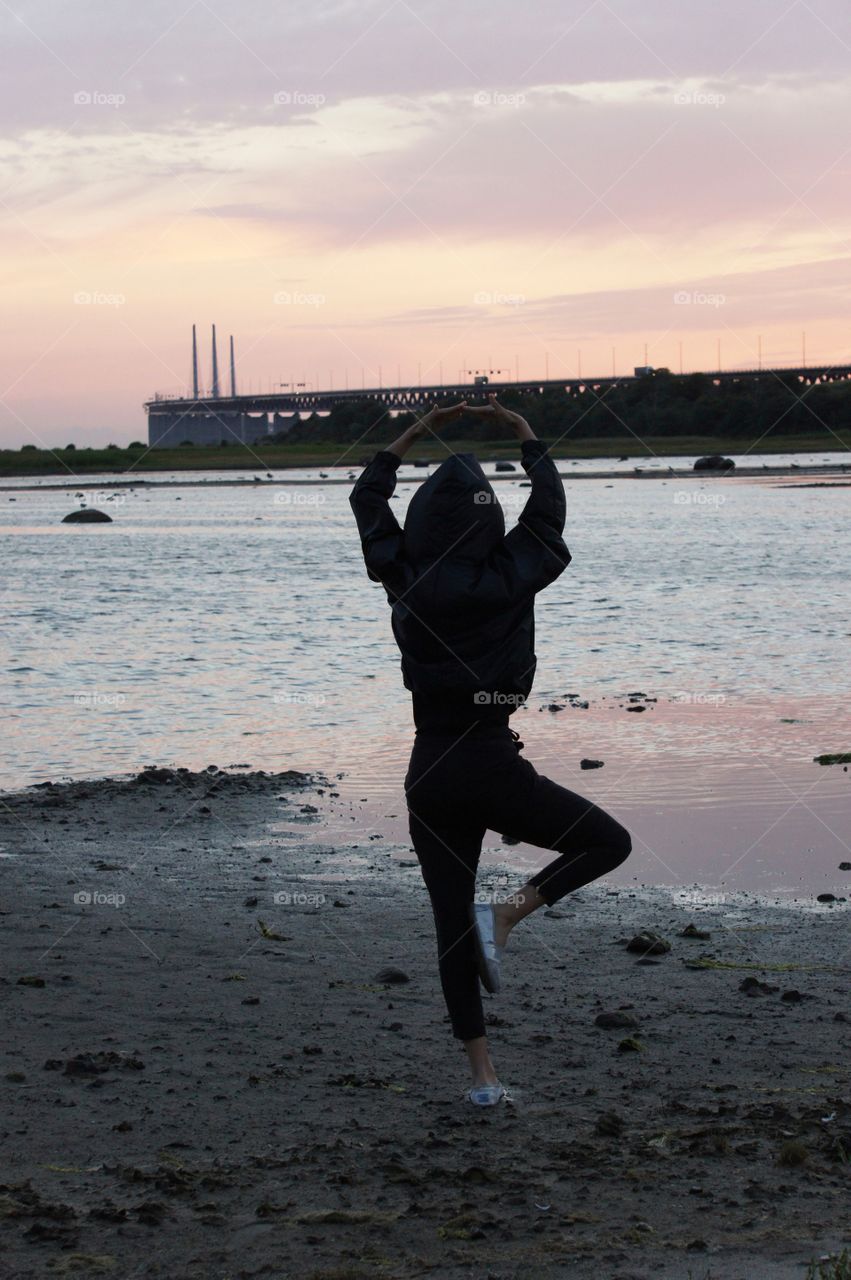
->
[[277, 371, 851, 445]]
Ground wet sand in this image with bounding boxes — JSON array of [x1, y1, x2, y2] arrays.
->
[[1, 766, 850, 1279]]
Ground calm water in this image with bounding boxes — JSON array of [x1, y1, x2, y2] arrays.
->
[[2, 447, 849, 489], [2, 464, 849, 897]]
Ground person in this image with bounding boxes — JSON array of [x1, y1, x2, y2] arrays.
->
[[349, 393, 632, 1106]]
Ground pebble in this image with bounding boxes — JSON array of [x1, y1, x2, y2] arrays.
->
[[595, 1011, 639, 1029]]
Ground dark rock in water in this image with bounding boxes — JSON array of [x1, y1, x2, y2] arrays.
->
[[739, 976, 779, 997], [626, 930, 671, 955], [17, 975, 45, 987], [374, 967, 410, 985], [275, 769, 313, 787], [580, 758, 605, 770], [839, 862, 851, 871], [817, 893, 837, 903], [693, 455, 735, 472], [780, 989, 811, 1003], [595, 1011, 639, 1029], [62, 508, 113, 523], [494, 461, 516, 472], [626, 704, 646, 712], [617, 1036, 644, 1052], [679, 923, 711, 940]]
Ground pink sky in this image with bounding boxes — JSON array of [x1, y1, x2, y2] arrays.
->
[[1, 0, 850, 446]]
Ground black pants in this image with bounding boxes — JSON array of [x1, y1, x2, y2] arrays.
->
[[404, 723, 632, 1041]]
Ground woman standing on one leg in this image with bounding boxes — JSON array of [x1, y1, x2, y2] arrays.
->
[[349, 393, 632, 1106]]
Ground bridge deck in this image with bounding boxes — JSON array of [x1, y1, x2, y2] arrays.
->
[[145, 365, 851, 416]]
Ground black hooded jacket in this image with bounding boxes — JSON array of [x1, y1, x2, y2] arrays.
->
[[349, 439, 571, 729]]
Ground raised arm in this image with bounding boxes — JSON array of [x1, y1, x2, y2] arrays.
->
[[466, 394, 571, 596], [503, 436, 571, 592], [349, 449, 406, 593]]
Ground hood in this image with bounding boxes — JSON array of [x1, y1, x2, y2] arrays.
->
[[403, 452, 505, 565]]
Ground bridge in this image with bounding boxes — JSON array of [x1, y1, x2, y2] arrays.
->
[[144, 328, 851, 446]]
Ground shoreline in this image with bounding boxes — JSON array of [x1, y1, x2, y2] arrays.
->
[[3, 765, 849, 916], [2, 431, 849, 483], [2, 766, 849, 1278], [2, 459, 850, 491]]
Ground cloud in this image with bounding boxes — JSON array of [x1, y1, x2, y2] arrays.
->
[[3, 0, 851, 441], [2, 0, 851, 133], [376, 254, 851, 335]]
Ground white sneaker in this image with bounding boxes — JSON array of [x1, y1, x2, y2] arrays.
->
[[468, 1081, 506, 1107], [470, 901, 504, 994]]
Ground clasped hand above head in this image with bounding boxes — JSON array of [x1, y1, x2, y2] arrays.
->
[[386, 393, 536, 458], [461, 393, 536, 442]]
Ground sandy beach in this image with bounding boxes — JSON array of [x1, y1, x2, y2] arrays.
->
[[2, 765, 849, 1280]]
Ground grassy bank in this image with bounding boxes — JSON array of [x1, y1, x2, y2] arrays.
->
[[2, 431, 850, 477]]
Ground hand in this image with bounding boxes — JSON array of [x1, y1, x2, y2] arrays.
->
[[384, 399, 469, 458], [464, 393, 535, 441], [412, 399, 468, 439]]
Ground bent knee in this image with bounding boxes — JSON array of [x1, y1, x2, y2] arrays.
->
[[609, 822, 632, 866]]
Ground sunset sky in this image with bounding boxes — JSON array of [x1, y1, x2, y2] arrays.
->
[[1, 0, 850, 446]]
